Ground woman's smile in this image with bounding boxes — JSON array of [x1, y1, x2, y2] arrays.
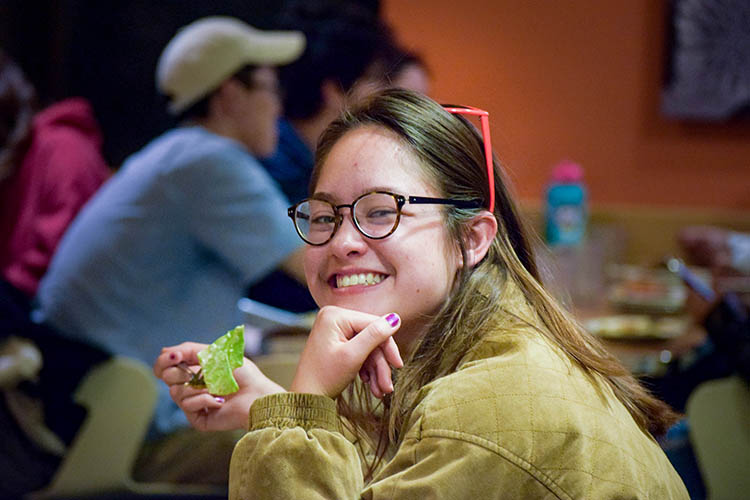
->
[[332, 271, 388, 289]]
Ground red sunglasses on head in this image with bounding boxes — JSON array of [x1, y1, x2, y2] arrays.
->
[[442, 105, 495, 213]]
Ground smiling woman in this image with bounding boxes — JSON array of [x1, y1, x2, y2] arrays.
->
[[301, 125, 465, 354], [155, 89, 689, 499]]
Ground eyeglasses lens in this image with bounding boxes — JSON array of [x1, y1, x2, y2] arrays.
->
[[294, 200, 336, 245], [353, 193, 399, 238], [294, 193, 400, 244]]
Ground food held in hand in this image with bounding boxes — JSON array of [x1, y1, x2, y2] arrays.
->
[[193, 325, 245, 395]]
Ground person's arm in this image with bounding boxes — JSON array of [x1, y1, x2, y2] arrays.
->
[[228, 306, 551, 499], [153, 305, 400, 432], [703, 296, 750, 383], [229, 391, 554, 499], [153, 342, 285, 432], [177, 147, 303, 287], [279, 246, 307, 285]]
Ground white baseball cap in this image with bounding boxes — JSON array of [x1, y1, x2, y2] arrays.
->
[[156, 16, 305, 114]]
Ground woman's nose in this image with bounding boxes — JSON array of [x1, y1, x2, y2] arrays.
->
[[329, 211, 368, 257]]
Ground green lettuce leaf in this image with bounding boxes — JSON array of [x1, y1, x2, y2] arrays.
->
[[197, 325, 245, 395]]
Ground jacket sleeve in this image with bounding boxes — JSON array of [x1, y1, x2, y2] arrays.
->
[[229, 393, 364, 500], [229, 393, 558, 500]]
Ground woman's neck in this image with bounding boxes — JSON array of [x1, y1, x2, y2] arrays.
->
[[393, 321, 429, 361]]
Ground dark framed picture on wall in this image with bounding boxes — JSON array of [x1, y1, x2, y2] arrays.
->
[[661, 0, 750, 121]]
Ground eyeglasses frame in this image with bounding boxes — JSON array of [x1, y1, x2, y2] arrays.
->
[[442, 105, 495, 213], [287, 191, 481, 246]]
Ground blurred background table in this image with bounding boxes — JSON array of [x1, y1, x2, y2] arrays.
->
[[574, 303, 707, 377]]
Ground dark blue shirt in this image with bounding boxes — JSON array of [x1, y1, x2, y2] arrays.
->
[[260, 118, 314, 204], [250, 119, 317, 313]]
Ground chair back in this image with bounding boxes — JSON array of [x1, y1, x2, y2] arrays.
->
[[686, 376, 750, 500], [29, 356, 225, 499]]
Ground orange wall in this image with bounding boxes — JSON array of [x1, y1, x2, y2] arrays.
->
[[382, 0, 750, 211]]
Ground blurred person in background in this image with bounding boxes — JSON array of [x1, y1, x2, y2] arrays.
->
[[0, 49, 110, 325], [248, 0, 430, 312], [679, 225, 750, 276], [0, 49, 111, 498], [680, 226, 750, 376], [381, 45, 432, 96], [32, 17, 306, 484], [653, 225, 750, 410], [652, 226, 750, 411], [258, 0, 410, 208], [646, 226, 750, 499]]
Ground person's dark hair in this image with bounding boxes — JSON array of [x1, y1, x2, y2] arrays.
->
[[374, 42, 429, 88], [0, 50, 37, 182], [173, 64, 259, 123], [312, 88, 679, 478], [275, 0, 394, 120]]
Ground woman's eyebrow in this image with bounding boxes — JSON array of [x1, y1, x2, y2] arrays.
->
[[312, 186, 404, 204], [367, 185, 400, 194], [310, 192, 337, 203]]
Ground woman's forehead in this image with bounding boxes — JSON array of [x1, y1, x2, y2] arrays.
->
[[314, 126, 434, 197]]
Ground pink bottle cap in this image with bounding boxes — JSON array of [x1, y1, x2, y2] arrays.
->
[[551, 160, 583, 182]]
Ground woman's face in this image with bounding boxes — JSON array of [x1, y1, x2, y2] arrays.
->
[[304, 125, 461, 351]]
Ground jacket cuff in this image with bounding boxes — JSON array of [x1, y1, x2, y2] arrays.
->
[[248, 392, 341, 433]]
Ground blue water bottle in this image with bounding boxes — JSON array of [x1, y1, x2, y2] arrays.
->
[[545, 161, 587, 247]]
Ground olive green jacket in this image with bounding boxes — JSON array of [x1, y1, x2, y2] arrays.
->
[[230, 292, 688, 499]]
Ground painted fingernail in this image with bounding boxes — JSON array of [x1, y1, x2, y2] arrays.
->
[[385, 313, 399, 327], [169, 353, 176, 360], [215, 396, 225, 404]]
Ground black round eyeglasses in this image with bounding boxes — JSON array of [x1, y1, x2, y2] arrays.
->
[[287, 191, 481, 246]]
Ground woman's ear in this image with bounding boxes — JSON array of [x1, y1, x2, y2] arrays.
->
[[462, 211, 498, 268]]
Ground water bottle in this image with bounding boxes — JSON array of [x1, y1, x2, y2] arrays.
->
[[545, 161, 587, 247]]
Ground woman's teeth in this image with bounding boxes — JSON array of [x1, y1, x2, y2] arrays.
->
[[336, 273, 384, 288]]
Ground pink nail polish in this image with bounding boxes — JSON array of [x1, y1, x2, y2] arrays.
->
[[169, 353, 176, 360], [215, 396, 225, 404], [385, 313, 399, 327]]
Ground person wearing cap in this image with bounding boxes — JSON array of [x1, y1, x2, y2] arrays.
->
[[32, 16, 305, 483]]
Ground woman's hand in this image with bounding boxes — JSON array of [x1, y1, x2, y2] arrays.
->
[[290, 306, 403, 399], [359, 345, 400, 399], [154, 342, 285, 431]]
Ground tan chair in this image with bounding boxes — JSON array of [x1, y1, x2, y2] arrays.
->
[[28, 356, 225, 499], [252, 352, 301, 390], [686, 376, 750, 500]]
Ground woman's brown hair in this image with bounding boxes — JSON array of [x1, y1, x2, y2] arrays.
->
[[311, 88, 677, 478]]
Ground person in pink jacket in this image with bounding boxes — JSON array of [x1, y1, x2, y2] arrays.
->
[[0, 50, 110, 497], [0, 52, 110, 300]]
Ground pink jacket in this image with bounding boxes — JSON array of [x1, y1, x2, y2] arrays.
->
[[0, 97, 110, 296]]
